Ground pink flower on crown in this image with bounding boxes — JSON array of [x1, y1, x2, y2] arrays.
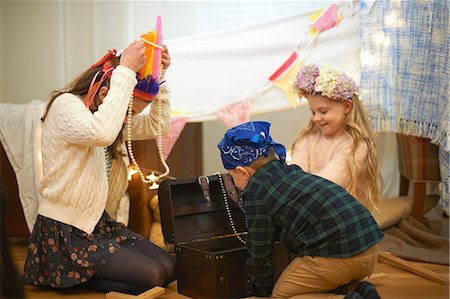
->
[[294, 64, 319, 94], [294, 64, 357, 101], [333, 74, 357, 100]]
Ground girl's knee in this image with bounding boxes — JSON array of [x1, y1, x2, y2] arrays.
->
[[135, 266, 165, 291], [161, 257, 176, 284]]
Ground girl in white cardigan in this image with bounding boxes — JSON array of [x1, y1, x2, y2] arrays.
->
[[23, 40, 176, 295]]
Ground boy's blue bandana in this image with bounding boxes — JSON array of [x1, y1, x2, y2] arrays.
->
[[217, 121, 286, 169]]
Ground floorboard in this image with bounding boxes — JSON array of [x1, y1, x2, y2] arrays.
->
[[6, 242, 449, 299]]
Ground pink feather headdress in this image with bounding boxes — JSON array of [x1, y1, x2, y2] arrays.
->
[[134, 16, 163, 102], [84, 16, 163, 108]]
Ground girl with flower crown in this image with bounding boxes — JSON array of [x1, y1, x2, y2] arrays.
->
[[290, 64, 381, 213], [22, 40, 176, 295]]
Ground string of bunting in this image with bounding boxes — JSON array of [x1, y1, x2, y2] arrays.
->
[[162, 3, 345, 159]]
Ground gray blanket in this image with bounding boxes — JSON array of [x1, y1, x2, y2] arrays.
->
[[381, 216, 449, 265]]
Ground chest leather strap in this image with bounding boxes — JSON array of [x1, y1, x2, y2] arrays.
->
[[197, 176, 212, 207]]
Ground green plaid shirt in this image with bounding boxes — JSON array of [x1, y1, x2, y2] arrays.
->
[[243, 160, 383, 296]]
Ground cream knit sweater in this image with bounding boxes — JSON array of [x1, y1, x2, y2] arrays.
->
[[38, 66, 170, 234], [290, 129, 370, 210]]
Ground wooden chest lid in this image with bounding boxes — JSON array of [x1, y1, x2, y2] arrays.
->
[[158, 174, 247, 245]]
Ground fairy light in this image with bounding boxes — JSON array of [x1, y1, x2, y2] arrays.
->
[[375, 32, 385, 45], [384, 13, 398, 27], [149, 182, 160, 190], [373, 32, 391, 48], [360, 50, 378, 67], [383, 36, 391, 47], [285, 150, 292, 163], [146, 172, 157, 182], [128, 167, 138, 181], [129, 168, 173, 191]]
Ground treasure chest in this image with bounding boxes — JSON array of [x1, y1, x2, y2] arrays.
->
[[158, 173, 291, 298]]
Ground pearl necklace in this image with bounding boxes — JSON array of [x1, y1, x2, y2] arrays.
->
[[126, 96, 170, 184], [216, 173, 246, 244], [138, 37, 165, 50]]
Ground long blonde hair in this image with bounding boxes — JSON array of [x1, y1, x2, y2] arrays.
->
[[290, 94, 382, 212]]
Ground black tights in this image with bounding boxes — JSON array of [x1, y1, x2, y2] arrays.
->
[[81, 240, 176, 295]]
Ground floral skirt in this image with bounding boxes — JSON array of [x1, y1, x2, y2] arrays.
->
[[23, 211, 144, 288]]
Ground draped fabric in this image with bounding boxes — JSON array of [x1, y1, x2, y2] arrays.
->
[[0, 100, 45, 231], [360, 0, 449, 211], [165, 3, 360, 122]]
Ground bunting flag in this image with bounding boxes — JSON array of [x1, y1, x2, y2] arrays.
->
[[161, 117, 188, 159], [267, 3, 342, 108], [269, 52, 303, 108], [217, 99, 252, 128], [310, 3, 341, 35]]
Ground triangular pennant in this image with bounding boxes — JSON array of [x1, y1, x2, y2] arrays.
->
[[311, 3, 340, 33], [309, 8, 324, 22], [269, 52, 298, 81], [272, 58, 303, 108], [217, 99, 252, 128], [161, 117, 188, 159], [308, 8, 324, 37]]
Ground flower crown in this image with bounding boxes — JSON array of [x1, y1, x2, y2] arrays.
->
[[294, 64, 357, 101]]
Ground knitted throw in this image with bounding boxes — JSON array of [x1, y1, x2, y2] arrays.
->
[[360, 0, 449, 211]]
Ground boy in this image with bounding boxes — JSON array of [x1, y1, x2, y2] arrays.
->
[[217, 121, 383, 299]]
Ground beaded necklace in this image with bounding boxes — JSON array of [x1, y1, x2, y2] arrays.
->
[[126, 95, 170, 184], [216, 172, 246, 244]]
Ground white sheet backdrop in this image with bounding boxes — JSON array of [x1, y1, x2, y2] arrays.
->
[[165, 4, 360, 121]]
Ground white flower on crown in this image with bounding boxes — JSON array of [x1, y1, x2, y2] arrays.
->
[[315, 65, 341, 99]]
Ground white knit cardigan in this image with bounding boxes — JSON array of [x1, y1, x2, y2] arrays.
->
[[38, 66, 170, 234]]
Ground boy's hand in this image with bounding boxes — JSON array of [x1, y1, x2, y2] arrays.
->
[[120, 40, 146, 73]]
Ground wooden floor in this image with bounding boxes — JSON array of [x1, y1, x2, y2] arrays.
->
[[6, 241, 450, 299], [6, 208, 450, 299]]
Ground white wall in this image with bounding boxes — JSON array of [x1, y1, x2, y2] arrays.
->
[[0, 1, 197, 103], [1, 1, 65, 103]]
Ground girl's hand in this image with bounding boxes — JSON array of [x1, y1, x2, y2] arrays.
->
[[161, 44, 171, 70], [120, 41, 146, 73]]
